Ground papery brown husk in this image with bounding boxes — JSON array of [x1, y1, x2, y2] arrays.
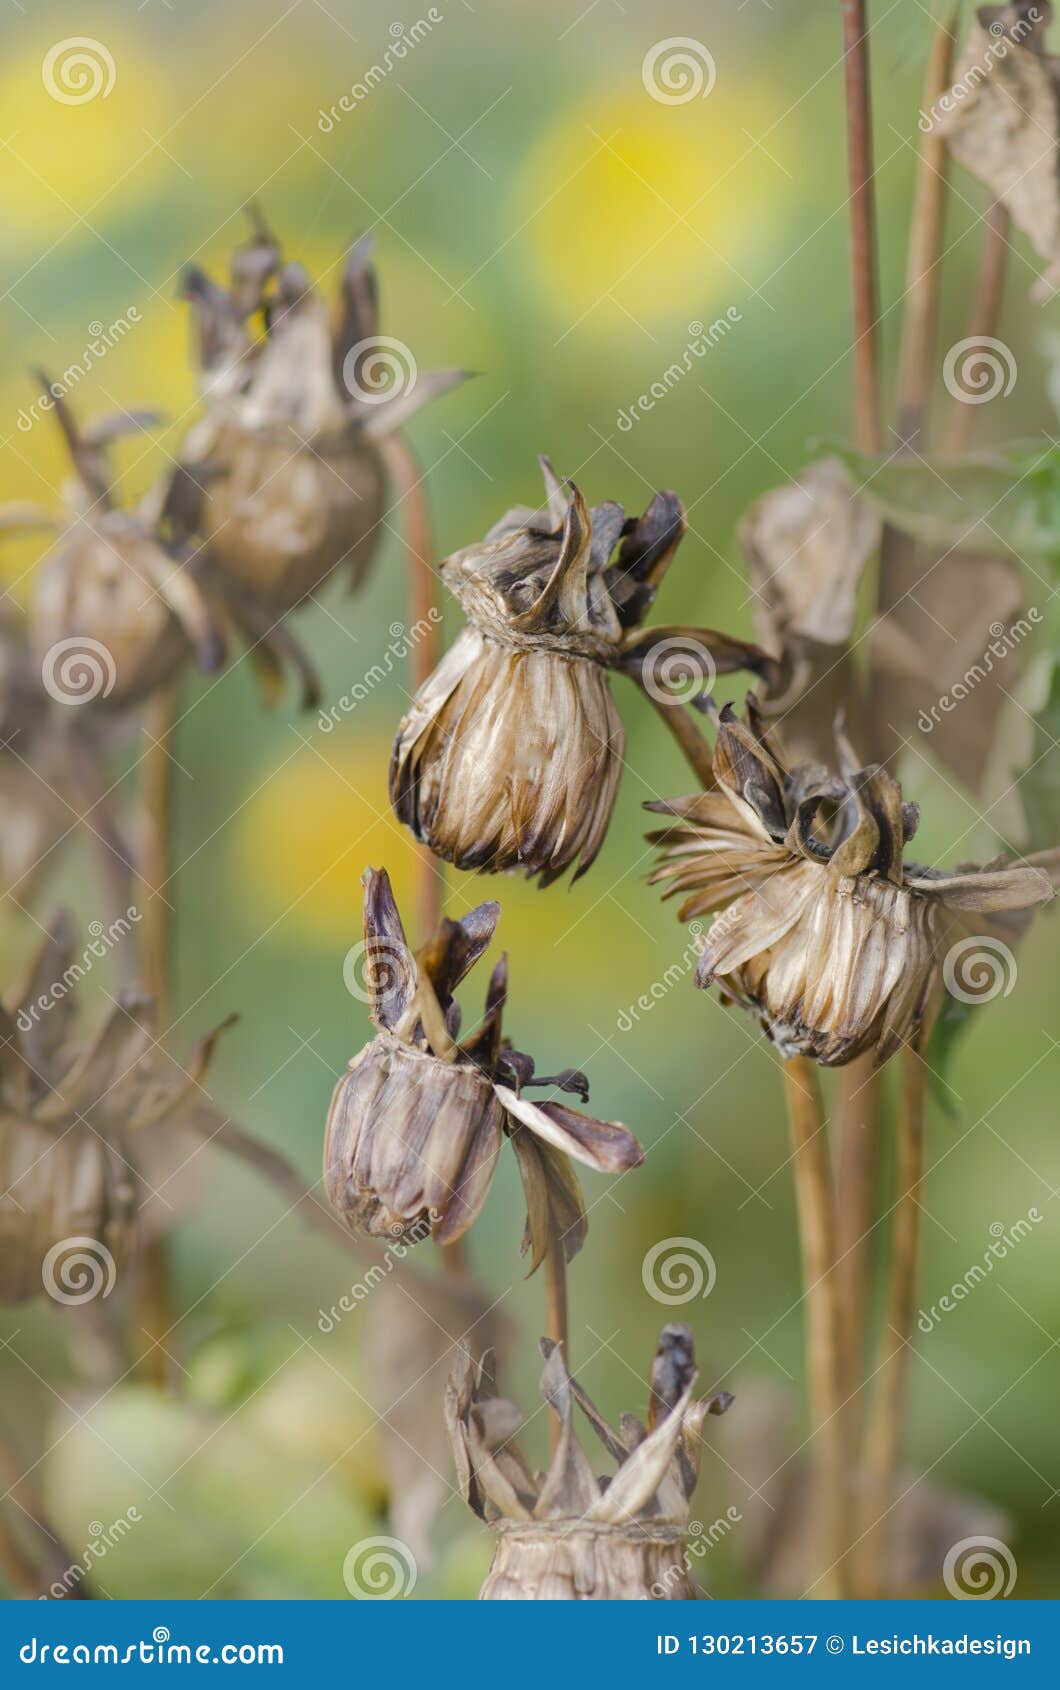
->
[[480, 1521, 694, 1601], [196, 423, 386, 613], [390, 628, 624, 882], [323, 1034, 504, 1246], [0, 1120, 136, 1304]]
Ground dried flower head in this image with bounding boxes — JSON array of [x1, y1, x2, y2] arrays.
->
[[181, 223, 466, 617], [648, 698, 1058, 1066], [3, 382, 223, 714], [0, 910, 231, 1304], [391, 458, 774, 885], [324, 867, 643, 1251], [447, 1325, 732, 1600]]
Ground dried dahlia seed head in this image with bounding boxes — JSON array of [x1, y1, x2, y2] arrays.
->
[[648, 699, 1058, 1066], [324, 868, 643, 1248], [447, 1325, 732, 1600]]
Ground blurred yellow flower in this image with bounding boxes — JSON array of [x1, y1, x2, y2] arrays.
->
[[512, 80, 799, 330]]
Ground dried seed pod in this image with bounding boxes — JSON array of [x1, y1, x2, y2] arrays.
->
[[648, 699, 1060, 1066], [181, 228, 466, 617], [446, 1326, 732, 1600], [323, 867, 642, 1249], [0, 911, 232, 1305], [391, 458, 774, 885], [9, 382, 223, 713]]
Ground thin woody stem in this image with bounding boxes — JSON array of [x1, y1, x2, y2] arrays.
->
[[380, 430, 446, 941], [840, 0, 883, 454], [0, 1426, 93, 1598], [782, 1056, 851, 1599], [544, 1232, 569, 1454], [942, 200, 1010, 457], [134, 683, 180, 1386], [640, 688, 716, 789], [857, 1044, 926, 1597]]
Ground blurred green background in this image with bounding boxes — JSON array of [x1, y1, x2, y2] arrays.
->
[[2, 0, 1059, 1600]]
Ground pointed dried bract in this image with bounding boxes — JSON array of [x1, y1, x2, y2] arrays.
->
[[390, 458, 774, 885], [0, 911, 233, 1304], [4, 382, 223, 714], [180, 224, 467, 617], [936, 4, 1060, 299], [323, 867, 643, 1249], [446, 1325, 732, 1600], [648, 699, 1059, 1066], [738, 457, 880, 763]]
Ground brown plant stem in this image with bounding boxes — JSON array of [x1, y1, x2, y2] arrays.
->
[[942, 200, 1011, 457], [894, 9, 957, 452], [544, 1232, 569, 1454], [834, 1053, 882, 1424], [381, 430, 445, 942], [782, 1056, 851, 1599], [858, 1044, 926, 1597], [840, 0, 882, 454], [134, 683, 180, 1386], [639, 688, 716, 789]]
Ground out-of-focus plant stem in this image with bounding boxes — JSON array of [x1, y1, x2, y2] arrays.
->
[[942, 200, 1011, 457], [134, 683, 179, 1386], [639, 688, 716, 789], [782, 1056, 851, 1599], [544, 1232, 569, 1453], [0, 1426, 93, 1598], [857, 1044, 926, 1596], [840, 0, 882, 456]]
